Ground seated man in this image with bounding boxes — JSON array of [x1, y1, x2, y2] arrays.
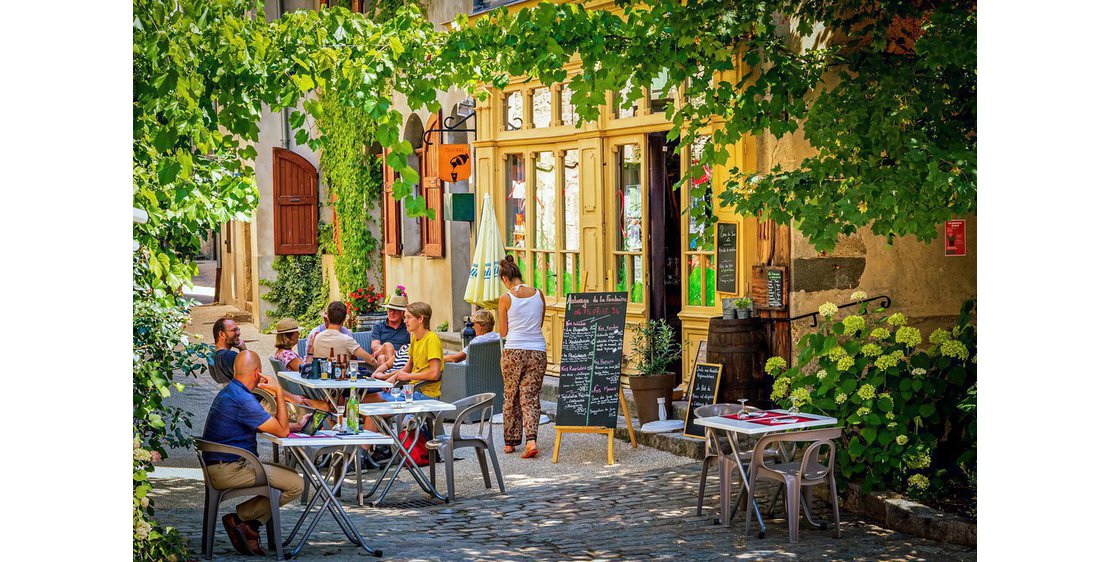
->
[[305, 309, 352, 352], [200, 351, 308, 557], [369, 302, 443, 402], [210, 318, 247, 384], [367, 293, 411, 367], [307, 301, 377, 365], [444, 309, 500, 363]]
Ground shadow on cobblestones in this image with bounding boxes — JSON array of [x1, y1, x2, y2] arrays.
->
[[152, 461, 974, 561]]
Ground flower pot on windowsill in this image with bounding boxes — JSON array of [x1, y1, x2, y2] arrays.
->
[[628, 373, 676, 424]]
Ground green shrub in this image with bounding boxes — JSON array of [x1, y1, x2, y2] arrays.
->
[[766, 299, 977, 497]]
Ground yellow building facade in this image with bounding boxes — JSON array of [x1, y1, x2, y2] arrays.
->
[[468, 28, 757, 383]]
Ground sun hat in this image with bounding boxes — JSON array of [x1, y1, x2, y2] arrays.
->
[[274, 318, 301, 334], [384, 294, 409, 311]]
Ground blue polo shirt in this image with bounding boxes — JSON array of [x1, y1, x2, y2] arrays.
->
[[370, 319, 410, 349], [200, 379, 272, 464]]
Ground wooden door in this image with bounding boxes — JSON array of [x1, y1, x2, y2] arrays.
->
[[272, 148, 319, 255], [422, 113, 445, 257]]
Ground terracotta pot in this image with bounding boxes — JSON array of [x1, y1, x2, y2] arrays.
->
[[628, 373, 676, 424]]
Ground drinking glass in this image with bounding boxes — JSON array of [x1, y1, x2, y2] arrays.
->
[[737, 398, 748, 418], [391, 386, 403, 408], [788, 396, 799, 414], [403, 384, 415, 404], [336, 406, 346, 432]]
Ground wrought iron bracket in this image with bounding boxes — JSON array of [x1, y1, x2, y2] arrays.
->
[[788, 295, 892, 327], [422, 110, 477, 146]]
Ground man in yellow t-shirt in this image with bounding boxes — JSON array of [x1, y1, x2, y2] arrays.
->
[[379, 301, 443, 400]]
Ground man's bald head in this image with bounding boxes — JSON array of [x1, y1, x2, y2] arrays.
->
[[233, 350, 262, 388]]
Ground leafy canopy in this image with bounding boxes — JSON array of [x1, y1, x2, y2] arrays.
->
[[454, 0, 976, 251]]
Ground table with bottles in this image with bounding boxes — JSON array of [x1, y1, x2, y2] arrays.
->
[[276, 370, 392, 413]]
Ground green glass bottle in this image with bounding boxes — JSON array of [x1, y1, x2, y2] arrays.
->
[[346, 382, 359, 434]]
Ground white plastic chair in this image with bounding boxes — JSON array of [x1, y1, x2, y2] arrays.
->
[[694, 404, 781, 523], [746, 427, 843, 542]]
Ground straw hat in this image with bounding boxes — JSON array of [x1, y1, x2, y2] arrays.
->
[[384, 294, 409, 311], [274, 318, 301, 334]]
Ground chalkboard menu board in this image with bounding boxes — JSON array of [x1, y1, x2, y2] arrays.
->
[[716, 222, 738, 294], [766, 268, 784, 308], [683, 363, 723, 438], [555, 292, 629, 428]]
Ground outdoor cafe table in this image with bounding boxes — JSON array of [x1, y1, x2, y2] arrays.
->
[[359, 399, 457, 507], [276, 370, 392, 412], [260, 430, 393, 558], [694, 409, 838, 537]]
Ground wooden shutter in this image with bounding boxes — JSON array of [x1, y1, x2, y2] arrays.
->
[[273, 148, 319, 255], [422, 113, 446, 258], [382, 147, 402, 257]]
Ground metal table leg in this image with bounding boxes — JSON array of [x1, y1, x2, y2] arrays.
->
[[284, 447, 383, 557], [722, 430, 766, 538], [362, 412, 445, 506]]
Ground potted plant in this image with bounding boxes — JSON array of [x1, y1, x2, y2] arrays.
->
[[627, 320, 683, 424], [347, 286, 386, 331], [735, 297, 753, 319]]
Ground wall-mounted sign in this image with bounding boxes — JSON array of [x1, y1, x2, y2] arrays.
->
[[438, 144, 471, 183], [752, 265, 788, 310], [716, 222, 738, 294], [945, 219, 966, 256]]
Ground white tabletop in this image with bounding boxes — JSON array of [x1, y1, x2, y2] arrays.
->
[[260, 429, 393, 447], [277, 371, 393, 390], [359, 399, 457, 417], [693, 409, 838, 435]]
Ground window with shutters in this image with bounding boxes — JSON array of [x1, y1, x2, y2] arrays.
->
[[381, 147, 402, 257], [272, 148, 319, 255], [421, 113, 446, 258]]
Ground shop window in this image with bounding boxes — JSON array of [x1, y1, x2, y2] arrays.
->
[[613, 80, 639, 119], [506, 154, 527, 252], [532, 87, 552, 128], [533, 152, 558, 294], [615, 144, 644, 303], [685, 135, 716, 307], [560, 84, 579, 126], [504, 91, 523, 131], [649, 69, 676, 115], [562, 150, 581, 296]]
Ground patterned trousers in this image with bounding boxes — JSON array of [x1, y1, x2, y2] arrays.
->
[[500, 349, 547, 446]]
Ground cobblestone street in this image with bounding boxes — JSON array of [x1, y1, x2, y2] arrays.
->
[[153, 461, 973, 561]]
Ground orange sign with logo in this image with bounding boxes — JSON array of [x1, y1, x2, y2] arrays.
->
[[439, 144, 471, 183]]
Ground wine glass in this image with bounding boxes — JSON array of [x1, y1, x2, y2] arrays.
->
[[737, 398, 749, 418], [390, 386, 403, 408]]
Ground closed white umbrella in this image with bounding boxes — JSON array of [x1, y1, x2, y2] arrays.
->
[[464, 193, 506, 309]]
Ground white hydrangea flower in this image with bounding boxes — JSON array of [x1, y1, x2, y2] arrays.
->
[[850, 290, 868, 301], [818, 302, 838, 318]]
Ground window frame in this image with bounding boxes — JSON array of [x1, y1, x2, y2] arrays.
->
[[681, 132, 719, 310], [500, 143, 583, 306], [610, 138, 648, 308]]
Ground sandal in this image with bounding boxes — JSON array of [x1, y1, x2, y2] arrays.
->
[[520, 445, 540, 459], [504, 445, 516, 454]]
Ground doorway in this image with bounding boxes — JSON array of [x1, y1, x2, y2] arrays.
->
[[648, 132, 683, 381]]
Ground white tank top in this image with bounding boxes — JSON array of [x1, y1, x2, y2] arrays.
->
[[505, 285, 547, 351]]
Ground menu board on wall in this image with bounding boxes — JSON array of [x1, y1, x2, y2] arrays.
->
[[766, 268, 785, 308], [555, 293, 629, 428], [683, 363, 723, 439], [716, 222, 738, 294]]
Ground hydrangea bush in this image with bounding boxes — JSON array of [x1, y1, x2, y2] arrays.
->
[[765, 298, 977, 497]]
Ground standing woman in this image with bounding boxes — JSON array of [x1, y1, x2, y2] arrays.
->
[[497, 255, 547, 459]]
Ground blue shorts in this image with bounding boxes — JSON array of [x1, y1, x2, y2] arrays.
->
[[379, 389, 433, 402]]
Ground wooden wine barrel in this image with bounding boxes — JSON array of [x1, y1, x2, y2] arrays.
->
[[706, 317, 770, 406]]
